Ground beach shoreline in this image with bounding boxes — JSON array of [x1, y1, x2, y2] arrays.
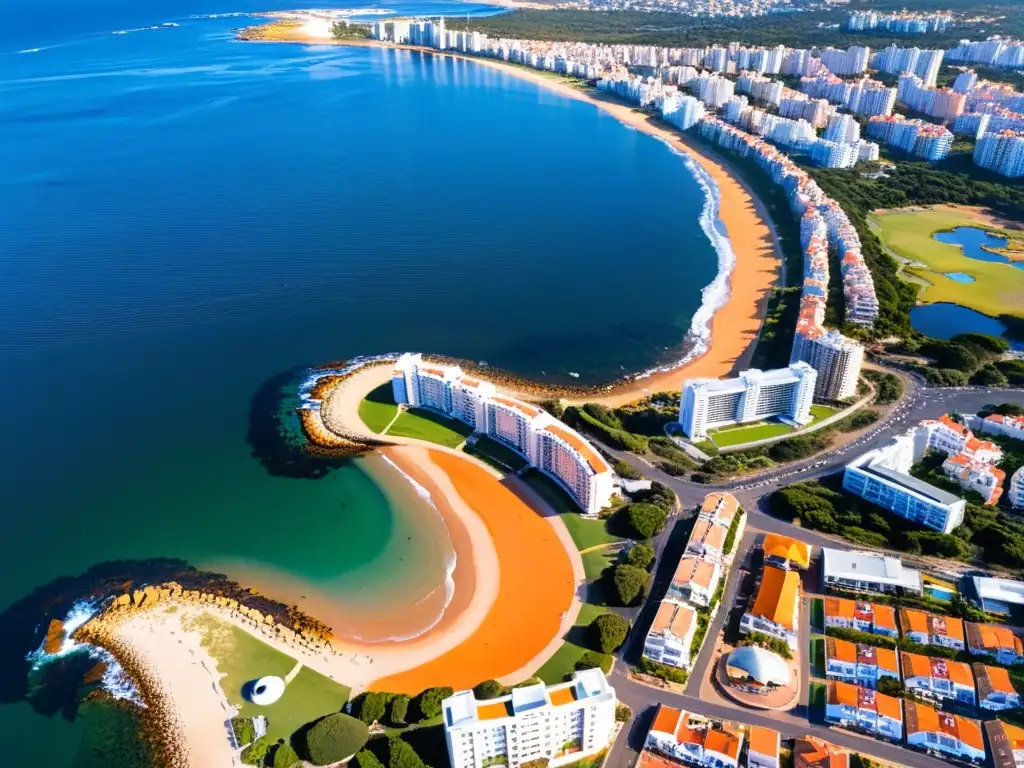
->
[[241, 27, 783, 406]]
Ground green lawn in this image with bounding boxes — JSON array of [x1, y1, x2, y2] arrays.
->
[[581, 547, 619, 582], [534, 601, 612, 685], [358, 383, 398, 434], [870, 207, 1024, 318], [387, 408, 474, 448], [809, 681, 826, 718], [520, 470, 621, 550], [809, 404, 838, 423], [809, 636, 826, 679], [463, 435, 529, 473], [192, 615, 351, 745], [709, 420, 795, 447], [810, 598, 824, 632]]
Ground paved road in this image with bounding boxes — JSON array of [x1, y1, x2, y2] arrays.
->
[[600, 383, 1024, 767]]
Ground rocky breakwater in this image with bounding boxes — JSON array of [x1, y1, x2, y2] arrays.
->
[[301, 360, 394, 456]]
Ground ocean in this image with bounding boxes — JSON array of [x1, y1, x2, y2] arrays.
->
[[0, 0, 721, 762]]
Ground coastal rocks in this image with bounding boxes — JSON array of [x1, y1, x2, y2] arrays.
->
[[43, 619, 64, 654]]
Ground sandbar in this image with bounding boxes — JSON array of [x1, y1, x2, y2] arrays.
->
[[241, 29, 782, 406]]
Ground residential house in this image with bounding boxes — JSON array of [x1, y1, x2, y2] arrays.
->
[[975, 663, 1022, 711], [667, 555, 722, 609], [762, 534, 812, 570], [644, 705, 744, 768], [901, 651, 976, 705], [966, 622, 1024, 665], [821, 548, 922, 594], [741, 566, 800, 649], [824, 638, 899, 688], [644, 600, 698, 670], [899, 608, 965, 650], [823, 597, 897, 637], [905, 700, 986, 763], [825, 681, 903, 741], [794, 737, 850, 768], [747, 726, 780, 768], [984, 719, 1024, 768], [687, 518, 727, 562]]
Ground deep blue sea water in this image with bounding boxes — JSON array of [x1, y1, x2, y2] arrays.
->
[[0, 0, 721, 762]]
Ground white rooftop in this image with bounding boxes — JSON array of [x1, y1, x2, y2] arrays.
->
[[822, 548, 922, 590], [444, 690, 476, 727], [573, 667, 609, 699], [686, 364, 810, 393], [973, 576, 1024, 607], [511, 683, 548, 714]]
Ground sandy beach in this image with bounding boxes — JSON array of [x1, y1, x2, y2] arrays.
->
[[242, 29, 782, 407]]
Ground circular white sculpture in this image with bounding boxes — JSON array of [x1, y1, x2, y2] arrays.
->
[[725, 645, 792, 688], [249, 675, 286, 706]]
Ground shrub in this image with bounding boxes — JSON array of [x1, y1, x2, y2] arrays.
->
[[876, 676, 905, 697], [272, 743, 301, 768], [359, 691, 388, 725], [354, 750, 386, 768], [622, 503, 668, 539], [613, 460, 642, 480], [864, 370, 903, 405], [389, 694, 410, 725], [576, 650, 614, 674], [638, 656, 687, 684], [627, 543, 655, 570], [387, 737, 426, 768], [590, 613, 630, 653], [473, 679, 505, 700], [722, 510, 745, 555], [241, 738, 272, 766], [615, 703, 632, 722], [306, 714, 370, 766], [741, 632, 792, 659], [612, 564, 648, 606], [415, 686, 453, 720], [231, 716, 256, 746], [826, 626, 897, 649], [630, 481, 676, 512]]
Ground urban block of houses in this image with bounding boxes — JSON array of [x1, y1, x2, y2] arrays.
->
[[825, 637, 899, 688], [762, 533, 812, 570], [900, 651, 976, 705], [794, 737, 849, 768], [644, 705, 745, 768], [687, 518, 727, 562], [899, 608, 966, 650], [825, 680, 903, 741], [974, 663, 1022, 711], [970, 576, 1024, 616], [823, 596, 898, 637], [747, 726, 781, 768], [741, 565, 800, 649], [668, 555, 722, 609], [985, 719, 1024, 768], [391, 354, 614, 515], [441, 668, 617, 768], [821, 548, 922, 595], [966, 621, 1024, 665], [923, 415, 1005, 506], [643, 599, 698, 670], [905, 700, 986, 763]]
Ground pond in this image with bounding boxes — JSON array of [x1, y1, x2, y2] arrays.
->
[[910, 303, 1013, 340], [934, 226, 1024, 269], [944, 272, 976, 283]]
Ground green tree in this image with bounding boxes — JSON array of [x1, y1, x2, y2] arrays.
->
[[876, 676, 904, 697], [612, 564, 648, 606], [272, 743, 301, 768], [473, 680, 505, 700], [354, 750, 387, 768], [389, 694, 410, 725], [306, 714, 370, 766], [359, 691, 388, 725], [388, 737, 426, 768], [627, 543, 655, 569], [623, 503, 668, 539], [416, 686, 454, 720], [241, 738, 272, 766], [590, 613, 630, 653]]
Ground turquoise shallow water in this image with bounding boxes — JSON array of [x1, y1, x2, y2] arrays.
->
[[0, 0, 722, 761]]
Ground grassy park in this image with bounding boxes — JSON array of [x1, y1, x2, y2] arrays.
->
[[869, 207, 1024, 318], [519, 469, 621, 550], [387, 407, 474, 448], [192, 615, 351, 744], [358, 384, 399, 433], [707, 404, 838, 449], [463, 435, 529, 473]]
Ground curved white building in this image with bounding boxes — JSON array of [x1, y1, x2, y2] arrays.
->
[[392, 354, 614, 515]]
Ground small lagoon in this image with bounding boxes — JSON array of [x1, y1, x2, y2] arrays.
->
[[944, 272, 975, 283], [934, 226, 1023, 269], [911, 303, 1011, 340]]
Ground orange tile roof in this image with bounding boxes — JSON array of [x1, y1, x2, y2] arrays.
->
[[459, 377, 481, 388], [700, 492, 739, 522], [931, 614, 964, 642], [543, 423, 609, 474], [548, 686, 576, 707], [873, 605, 897, 631], [906, 701, 984, 751], [690, 519, 726, 552], [946, 453, 972, 467], [900, 608, 928, 634], [795, 737, 848, 768], [651, 601, 695, 640], [749, 726, 779, 758], [491, 396, 540, 419], [875, 647, 899, 674], [651, 705, 682, 737], [477, 700, 512, 721], [945, 660, 975, 688], [762, 534, 812, 568], [674, 556, 718, 591], [826, 637, 857, 663], [978, 664, 1017, 695], [703, 729, 741, 759], [939, 414, 970, 435], [900, 651, 933, 679], [828, 680, 859, 707], [419, 366, 448, 377], [873, 690, 903, 722], [968, 623, 1024, 654], [825, 596, 855, 619], [751, 566, 800, 630]]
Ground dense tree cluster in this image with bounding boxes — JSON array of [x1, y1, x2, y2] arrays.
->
[[612, 564, 649, 606], [306, 714, 370, 766], [590, 613, 631, 653], [863, 370, 902, 405]]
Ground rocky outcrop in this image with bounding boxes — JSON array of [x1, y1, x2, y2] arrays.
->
[[43, 619, 64, 654]]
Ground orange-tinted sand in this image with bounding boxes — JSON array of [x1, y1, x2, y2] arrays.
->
[[371, 450, 575, 693]]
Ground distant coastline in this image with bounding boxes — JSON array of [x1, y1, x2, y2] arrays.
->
[[238, 20, 782, 404]]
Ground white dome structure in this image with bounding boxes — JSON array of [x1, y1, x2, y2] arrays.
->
[[249, 676, 286, 706], [725, 646, 791, 688]]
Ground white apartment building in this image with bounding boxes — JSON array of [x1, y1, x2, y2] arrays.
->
[[1011, 467, 1024, 510], [818, 46, 871, 76], [823, 113, 861, 144], [821, 548, 922, 594], [392, 354, 614, 515], [975, 130, 1024, 177], [790, 328, 863, 401], [442, 669, 617, 768], [679, 363, 816, 439], [666, 554, 722, 608], [643, 599, 698, 669]]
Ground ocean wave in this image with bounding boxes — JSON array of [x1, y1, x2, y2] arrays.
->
[[26, 600, 144, 706], [111, 23, 178, 35], [297, 352, 402, 408], [18, 47, 42, 53]]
